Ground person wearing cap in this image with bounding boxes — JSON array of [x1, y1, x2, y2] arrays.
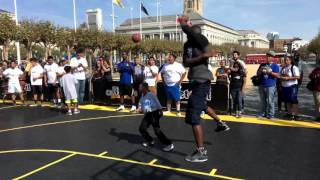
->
[[116, 52, 136, 112], [256, 50, 280, 119]]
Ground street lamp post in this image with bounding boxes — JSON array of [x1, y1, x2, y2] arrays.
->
[[13, 0, 21, 64]]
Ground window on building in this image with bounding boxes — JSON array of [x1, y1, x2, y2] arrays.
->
[[154, 34, 160, 39], [145, 34, 150, 40], [164, 33, 170, 40]]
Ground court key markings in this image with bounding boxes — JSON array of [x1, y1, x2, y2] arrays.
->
[[0, 149, 244, 180]]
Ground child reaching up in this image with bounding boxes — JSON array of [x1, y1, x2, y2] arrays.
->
[[136, 83, 174, 152], [61, 66, 79, 115]]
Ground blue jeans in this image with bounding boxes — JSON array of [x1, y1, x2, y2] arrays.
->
[[259, 86, 276, 116], [230, 88, 243, 112], [76, 80, 86, 104]]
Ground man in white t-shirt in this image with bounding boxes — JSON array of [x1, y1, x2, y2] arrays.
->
[[160, 54, 186, 116], [44, 56, 61, 107], [2, 61, 25, 105], [70, 48, 88, 104], [144, 56, 159, 95], [30, 58, 44, 107]]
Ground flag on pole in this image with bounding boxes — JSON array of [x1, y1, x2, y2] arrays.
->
[[113, 0, 124, 8], [141, 2, 149, 15]]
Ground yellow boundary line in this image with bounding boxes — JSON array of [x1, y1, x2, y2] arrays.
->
[[0, 149, 243, 180], [1, 100, 319, 129], [80, 104, 320, 129], [0, 106, 17, 110]]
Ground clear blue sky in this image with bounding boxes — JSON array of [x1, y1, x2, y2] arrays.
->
[[1, 0, 319, 40]]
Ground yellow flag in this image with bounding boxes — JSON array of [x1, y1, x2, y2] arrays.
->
[[113, 0, 124, 8]]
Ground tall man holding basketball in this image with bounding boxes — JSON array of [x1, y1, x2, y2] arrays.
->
[[180, 15, 230, 163]]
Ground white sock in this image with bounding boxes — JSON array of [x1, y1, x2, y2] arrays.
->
[[58, 99, 61, 103], [167, 104, 171, 112]]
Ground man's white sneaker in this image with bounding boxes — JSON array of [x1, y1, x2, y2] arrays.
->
[[130, 106, 137, 112], [116, 105, 125, 111]]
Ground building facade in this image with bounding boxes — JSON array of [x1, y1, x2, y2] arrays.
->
[[238, 30, 269, 49], [115, 0, 239, 45], [86, 9, 103, 30]]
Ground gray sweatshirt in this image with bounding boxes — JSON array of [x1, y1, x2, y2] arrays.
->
[[138, 92, 162, 113]]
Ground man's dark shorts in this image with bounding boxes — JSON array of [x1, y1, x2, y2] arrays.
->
[[119, 84, 133, 97], [185, 81, 210, 126], [31, 85, 43, 95]]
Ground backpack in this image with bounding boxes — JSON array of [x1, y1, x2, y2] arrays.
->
[[290, 65, 303, 86]]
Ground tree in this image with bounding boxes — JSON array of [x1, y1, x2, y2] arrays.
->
[[56, 27, 75, 60], [19, 19, 41, 59], [37, 21, 57, 59], [0, 14, 18, 60], [308, 33, 320, 63]]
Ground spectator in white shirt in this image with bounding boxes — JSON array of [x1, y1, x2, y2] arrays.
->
[[160, 54, 186, 116], [29, 58, 44, 107], [44, 56, 61, 107], [144, 56, 159, 95], [70, 48, 88, 104], [280, 57, 300, 120], [2, 61, 25, 105]]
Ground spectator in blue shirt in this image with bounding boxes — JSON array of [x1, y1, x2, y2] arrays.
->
[[257, 51, 280, 119], [116, 52, 136, 112]]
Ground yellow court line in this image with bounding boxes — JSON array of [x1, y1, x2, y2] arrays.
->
[[2, 100, 319, 129], [148, 159, 158, 165], [0, 114, 142, 134], [98, 151, 108, 156], [12, 153, 77, 180], [0, 106, 17, 110], [0, 149, 243, 180], [80, 105, 320, 129]]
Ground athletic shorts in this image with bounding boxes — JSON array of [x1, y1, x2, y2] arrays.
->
[[133, 81, 143, 91], [165, 84, 181, 102], [48, 83, 59, 92], [31, 85, 43, 95], [281, 85, 299, 104], [185, 81, 210, 126], [119, 84, 133, 97], [8, 83, 22, 94], [65, 98, 78, 104]]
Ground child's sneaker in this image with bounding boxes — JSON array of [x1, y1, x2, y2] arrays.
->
[[130, 105, 136, 112], [74, 109, 80, 114], [116, 105, 125, 111], [142, 141, 155, 148], [67, 110, 72, 116], [162, 144, 174, 152]]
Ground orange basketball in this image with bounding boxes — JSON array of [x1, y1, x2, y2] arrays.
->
[[132, 33, 141, 43]]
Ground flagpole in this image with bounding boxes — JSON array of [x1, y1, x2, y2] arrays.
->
[[175, 14, 178, 41], [13, 0, 21, 64], [156, 0, 159, 22], [159, 5, 162, 40], [112, 0, 115, 32], [139, 0, 142, 39], [130, 7, 133, 27], [72, 0, 77, 32]]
